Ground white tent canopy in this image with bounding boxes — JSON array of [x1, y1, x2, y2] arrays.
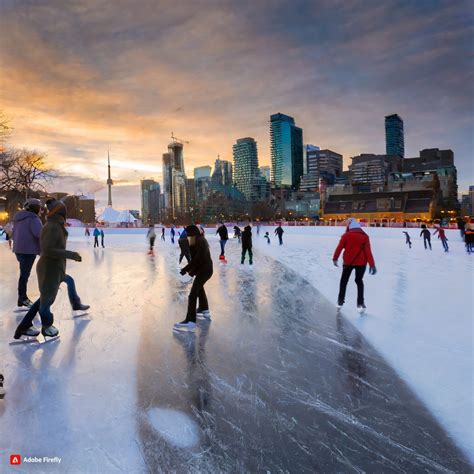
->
[[97, 207, 137, 224]]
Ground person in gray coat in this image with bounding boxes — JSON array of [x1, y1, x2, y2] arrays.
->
[[12, 199, 43, 308]]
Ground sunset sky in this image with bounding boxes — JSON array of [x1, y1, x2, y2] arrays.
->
[[1, 0, 472, 209]]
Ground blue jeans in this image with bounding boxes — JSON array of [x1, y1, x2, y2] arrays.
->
[[219, 240, 227, 256], [15, 254, 37, 301], [18, 274, 81, 329]]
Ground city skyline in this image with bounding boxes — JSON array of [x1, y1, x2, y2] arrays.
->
[[1, 0, 472, 209]]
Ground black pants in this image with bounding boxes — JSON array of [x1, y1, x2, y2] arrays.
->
[[277, 234, 283, 245], [186, 271, 213, 322], [241, 247, 253, 263], [149, 236, 156, 251], [423, 237, 431, 250], [338, 265, 366, 306], [441, 237, 448, 251], [15, 254, 37, 302], [101, 236, 105, 248], [94, 236, 99, 247]]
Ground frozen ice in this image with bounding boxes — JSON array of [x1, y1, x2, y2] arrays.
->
[[0, 227, 472, 472]]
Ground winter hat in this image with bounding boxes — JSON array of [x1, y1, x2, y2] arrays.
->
[[185, 224, 201, 237], [347, 218, 361, 230], [46, 198, 66, 218], [24, 198, 42, 214]]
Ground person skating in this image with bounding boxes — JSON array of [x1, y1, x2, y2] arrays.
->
[[85, 226, 90, 237], [178, 227, 191, 264], [464, 218, 474, 254], [14, 199, 84, 340], [170, 226, 176, 244], [161, 226, 165, 241], [457, 218, 466, 239], [100, 228, 105, 248], [216, 221, 228, 262], [146, 224, 156, 255], [233, 225, 241, 243], [93, 227, 100, 248], [12, 198, 43, 309], [241, 225, 253, 265], [264, 231, 271, 244], [2, 221, 13, 249], [433, 226, 449, 252], [333, 218, 376, 313], [174, 225, 213, 333], [402, 231, 412, 249], [0, 373, 4, 399], [274, 225, 284, 245], [420, 225, 432, 250]]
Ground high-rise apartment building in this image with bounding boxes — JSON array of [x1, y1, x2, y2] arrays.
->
[[162, 141, 187, 219], [270, 113, 304, 189], [233, 137, 259, 201], [385, 114, 404, 159], [259, 166, 271, 182], [140, 180, 161, 223]]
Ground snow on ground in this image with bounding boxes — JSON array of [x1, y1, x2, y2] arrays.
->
[[251, 224, 474, 461]]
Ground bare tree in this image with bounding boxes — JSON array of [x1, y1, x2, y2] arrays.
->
[[0, 149, 55, 198], [0, 111, 11, 151]]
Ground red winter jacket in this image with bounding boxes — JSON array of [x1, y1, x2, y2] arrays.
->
[[333, 228, 375, 267]]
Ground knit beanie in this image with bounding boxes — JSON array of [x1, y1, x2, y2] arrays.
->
[[347, 218, 361, 230], [46, 199, 66, 218], [185, 224, 201, 237]]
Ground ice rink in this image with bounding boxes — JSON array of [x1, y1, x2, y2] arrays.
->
[[0, 228, 472, 473]]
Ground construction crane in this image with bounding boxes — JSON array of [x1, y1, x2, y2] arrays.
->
[[171, 132, 189, 144]]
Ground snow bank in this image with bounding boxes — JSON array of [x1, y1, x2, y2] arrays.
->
[[254, 225, 474, 462]]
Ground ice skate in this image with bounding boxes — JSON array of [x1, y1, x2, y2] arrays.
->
[[173, 320, 196, 333], [42, 325, 60, 341], [196, 309, 211, 320], [15, 298, 33, 312], [13, 325, 40, 340], [357, 304, 366, 314], [72, 302, 90, 317], [336, 302, 343, 311]]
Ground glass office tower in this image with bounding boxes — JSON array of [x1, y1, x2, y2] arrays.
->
[[385, 114, 404, 158]]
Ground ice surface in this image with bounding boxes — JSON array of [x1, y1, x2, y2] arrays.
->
[[254, 225, 474, 462], [0, 228, 472, 472]]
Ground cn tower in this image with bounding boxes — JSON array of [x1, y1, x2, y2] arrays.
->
[[107, 151, 113, 207]]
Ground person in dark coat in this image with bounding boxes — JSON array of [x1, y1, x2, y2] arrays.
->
[[170, 226, 176, 244], [264, 231, 271, 244], [333, 218, 376, 311], [161, 227, 165, 241], [274, 225, 284, 245], [420, 225, 432, 250], [233, 225, 241, 243], [12, 198, 43, 308], [241, 225, 253, 265], [174, 225, 213, 332], [216, 221, 229, 260], [178, 227, 191, 264], [14, 199, 83, 339], [100, 228, 105, 248], [402, 231, 412, 249]]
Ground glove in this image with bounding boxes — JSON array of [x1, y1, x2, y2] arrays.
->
[[180, 269, 187, 276], [333, 260, 338, 267], [73, 252, 82, 262], [369, 266, 377, 275]]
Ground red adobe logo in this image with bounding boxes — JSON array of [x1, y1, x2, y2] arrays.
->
[[10, 454, 21, 465]]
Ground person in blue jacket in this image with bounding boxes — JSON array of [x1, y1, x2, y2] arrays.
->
[[93, 227, 101, 248]]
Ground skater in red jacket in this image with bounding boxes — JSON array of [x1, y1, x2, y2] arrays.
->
[[333, 218, 376, 312]]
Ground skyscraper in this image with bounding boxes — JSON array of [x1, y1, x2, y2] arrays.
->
[[270, 113, 304, 189], [211, 157, 233, 187], [233, 137, 259, 201], [141, 179, 161, 223], [162, 141, 187, 220], [385, 114, 404, 158]]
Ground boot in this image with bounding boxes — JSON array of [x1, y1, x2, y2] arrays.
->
[[42, 325, 59, 338], [13, 325, 40, 340], [72, 302, 90, 311]]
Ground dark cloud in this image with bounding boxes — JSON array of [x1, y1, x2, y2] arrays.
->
[[0, 0, 472, 209]]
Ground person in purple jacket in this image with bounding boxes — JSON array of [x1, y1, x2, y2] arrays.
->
[[12, 199, 43, 309]]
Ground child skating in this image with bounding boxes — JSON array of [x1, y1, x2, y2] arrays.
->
[[402, 231, 412, 248], [174, 225, 213, 333], [264, 232, 271, 244]]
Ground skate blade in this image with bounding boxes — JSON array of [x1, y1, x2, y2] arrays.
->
[[40, 335, 61, 344], [13, 307, 29, 313], [9, 336, 39, 345], [172, 326, 196, 334], [72, 311, 90, 319]]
